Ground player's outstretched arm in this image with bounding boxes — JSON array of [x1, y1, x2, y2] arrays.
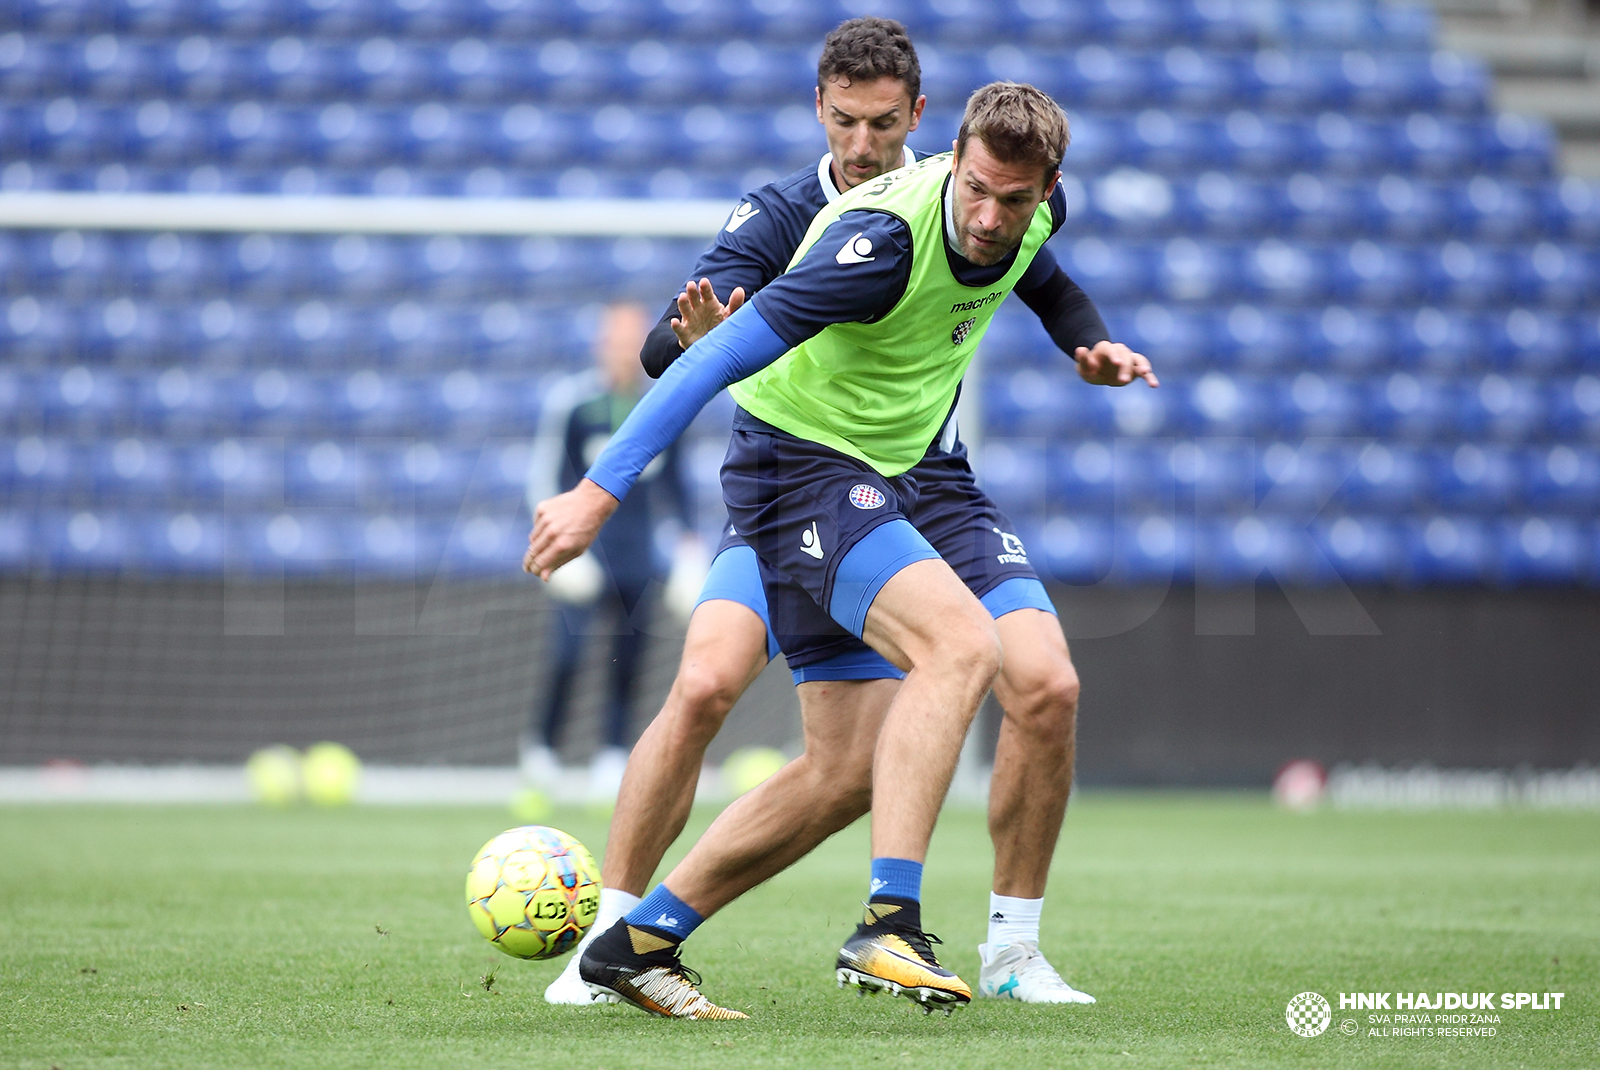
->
[[1075, 340, 1159, 388], [671, 278, 747, 350], [523, 302, 790, 579]]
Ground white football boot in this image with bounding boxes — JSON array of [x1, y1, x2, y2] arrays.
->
[[545, 919, 623, 1005], [976, 942, 1096, 1004]]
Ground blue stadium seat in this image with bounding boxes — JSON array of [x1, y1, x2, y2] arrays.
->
[[1497, 515, 1585, 584], [1395, 306, 1485, 371], [1512, 242, 1593, 308], [1180, 171, 1276, 236], [1546, 177, 1600, 243], [1476, 113, 1555, 179], [1548, 375, 1600, 442], [1339, 441, 1426, 511], [329, 369, 416, 434], [238, 510, 347, 573], [375, 440, 476, 510], [1183, 371, 1265, 435], [1241, 238, 1332, 303], [1457, 373, 1546, 441], [1196, 515, 1311, 584], [1255, 440, 1348, 514], [1275, 372, 1362, 436], [1521, 445, 1600, 512], [1, 435, 79, 500], [437, 509, 522, 575], [1487, 309, 1575, 373], [68, 35, 159, 100], [1114, 513, 1196, 582], [976, 439, 1047, 517], [40, 365, 128, 432], [285, 439, 372, 503], [1404, 515, 1492, 584], [24, 229, 120, 293], [134, 366, 224, 434], [1280, 172, 1364, 236], [1050, 439, 1118, 509], [229, 367, 324, 432], [1363, 372, 1451, 439], [1330, 240, 1423, 305], [40, 507, 135, 571], [1173, 437, 1256, 511], [1431, 442, 1519, 510], [0, 511, 34, 570], [1363, 174, 1451, 240], [1, 35, 70, 98], [90, 437, 176, 502], [1156, 237, 1239, 302], [1020, 514, 1114, 584], [182, 438, 281, 505], [1311, 515, 1400, 583], [1110, 439, 1177, 505], [141, 510, 227, 573]]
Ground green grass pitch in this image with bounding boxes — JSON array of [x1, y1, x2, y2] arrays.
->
[[1, 795, 1594, 1069]]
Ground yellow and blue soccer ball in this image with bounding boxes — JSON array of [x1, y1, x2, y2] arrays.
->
[[464, 826, 601, 960]]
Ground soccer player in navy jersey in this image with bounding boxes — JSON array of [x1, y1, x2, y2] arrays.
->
[[533, 36, 1155, 1017]]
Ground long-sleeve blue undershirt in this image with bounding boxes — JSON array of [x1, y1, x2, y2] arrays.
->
[[583, 302, 789, 503]]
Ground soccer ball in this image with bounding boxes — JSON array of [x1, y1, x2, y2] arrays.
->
[[465, 825, 601, 960]]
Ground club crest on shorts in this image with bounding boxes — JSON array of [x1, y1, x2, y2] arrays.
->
[[951, 317, 977, 346], [848, 484, 886, 510]]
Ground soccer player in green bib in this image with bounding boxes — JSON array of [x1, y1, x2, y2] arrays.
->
[[527, 82, 1157, 1019]]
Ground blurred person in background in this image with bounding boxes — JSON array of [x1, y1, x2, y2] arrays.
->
[[522, 302, 691, 800]]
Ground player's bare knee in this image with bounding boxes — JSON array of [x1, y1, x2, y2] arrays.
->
[[937, 615, 1003, 691], [670, 661, 743, 737]]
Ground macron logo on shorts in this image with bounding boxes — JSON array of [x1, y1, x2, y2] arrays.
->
[[800, 521, 825, 559], [835, 232, 876, 265]]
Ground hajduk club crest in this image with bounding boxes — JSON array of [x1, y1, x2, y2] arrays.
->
[[951, 317, 977, 345], [848, 484, 886, 510]]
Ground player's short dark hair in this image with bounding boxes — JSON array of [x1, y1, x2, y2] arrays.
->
[[956, 82, 1070, 184], [816, 17, 921, 105]]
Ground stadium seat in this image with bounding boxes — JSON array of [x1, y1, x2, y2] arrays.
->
[[1365, 371, 1452, 441], [1548, 375, 1600, 442], [1404, 514, 1492, 584], [1182, 372, 1266, 436], [1019, 514, 1114, 584], [1431, 442, 1519, 511], [1312, 514, 1402, 583], [140, 510, 227, 572], [0, 436, 80, 501], [1255, 439, 1350, 515], [1496, 515, 1585, 584], [1196, 514, 1313, 584], [40, 507, 135, 572], [1520, 444, 1600, 511], [1339, 441, 1427, 511], [1456, 373, 1547, 442], [238, 509, 347, 573], [90, 436, 177, 503], [1112, 513, 1196, 583]]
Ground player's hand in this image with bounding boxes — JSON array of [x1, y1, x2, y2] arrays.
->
[[523, 479, 620, 580], [670, 277, 746, 350], [1075, 340, 1159, 388]]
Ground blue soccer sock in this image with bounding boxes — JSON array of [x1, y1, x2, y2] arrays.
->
[[623, 883, 703, 944], [869, 857, 923, 903]]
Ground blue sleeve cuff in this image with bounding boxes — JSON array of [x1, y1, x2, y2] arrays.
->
[[585, 303, 789, 502]]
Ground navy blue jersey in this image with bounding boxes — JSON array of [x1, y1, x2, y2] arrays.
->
[[640, 148, 919, 377], [641, 153, 1109, 382]]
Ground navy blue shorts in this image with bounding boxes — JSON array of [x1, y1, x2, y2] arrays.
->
[[721, 409, 1056, 678]]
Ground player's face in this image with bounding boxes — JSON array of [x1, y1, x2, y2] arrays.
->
[[595, 303, 649, 390], [815, 76, 925, 190], [948, 138, 1060, 266]]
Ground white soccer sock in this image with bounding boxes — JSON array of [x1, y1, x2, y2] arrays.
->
[[595, 888, 641, 934], [987, 893, 1043, 949]]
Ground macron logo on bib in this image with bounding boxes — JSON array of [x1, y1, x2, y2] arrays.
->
[[835, 232, 875, 265]]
